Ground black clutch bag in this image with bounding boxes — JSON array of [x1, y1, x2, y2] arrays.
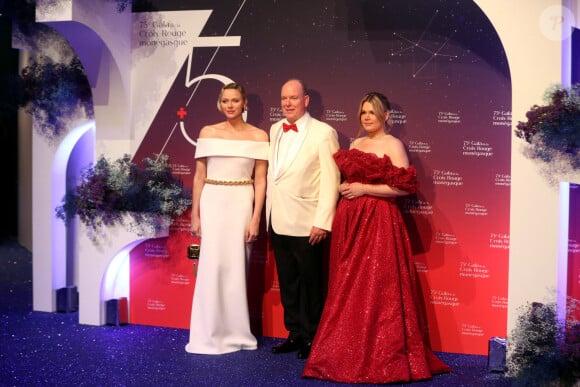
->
[[187, 244, 200, 260]]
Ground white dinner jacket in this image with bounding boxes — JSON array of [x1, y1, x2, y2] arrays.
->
[[266, 112, 340, 236]]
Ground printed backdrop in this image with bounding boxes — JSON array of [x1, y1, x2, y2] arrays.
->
[[127, 0, 511, 355]]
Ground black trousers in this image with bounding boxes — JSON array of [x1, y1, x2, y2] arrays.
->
[[269, 225, 324, 342]]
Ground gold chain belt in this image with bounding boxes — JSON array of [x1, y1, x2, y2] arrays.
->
[[205, 178, 254, 185]]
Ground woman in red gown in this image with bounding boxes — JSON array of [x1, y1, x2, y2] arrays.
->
[[302, 92, 451, 384]]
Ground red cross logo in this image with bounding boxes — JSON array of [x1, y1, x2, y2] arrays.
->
[[176, 107, 187, 120]]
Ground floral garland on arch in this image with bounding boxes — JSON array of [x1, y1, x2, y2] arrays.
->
[[14, 0, 141, 145], [515, 84, 580, 185], [17, 45, 94, 144], [507, 298, 580, 386], [56, 153, 191, 243]]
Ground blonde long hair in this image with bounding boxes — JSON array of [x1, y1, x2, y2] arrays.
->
[[355, 92, 392, 138]]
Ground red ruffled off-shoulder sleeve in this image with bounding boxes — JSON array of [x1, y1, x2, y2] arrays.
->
[[334, 148, 418, 194]]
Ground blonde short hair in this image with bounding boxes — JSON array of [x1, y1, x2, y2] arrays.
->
[[217, 82, 247, 112]]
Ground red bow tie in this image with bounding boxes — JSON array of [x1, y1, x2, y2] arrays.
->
[[282, 122, 298, 132]]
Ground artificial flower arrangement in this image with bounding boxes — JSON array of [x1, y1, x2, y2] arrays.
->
[[507, 299, 579, 386], [56, 153, 191, 243], [15, 0, 130, 143], [19, 56, 94, 143], [515, 84, 580, 184]]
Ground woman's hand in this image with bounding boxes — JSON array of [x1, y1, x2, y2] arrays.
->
[[339, 182, 365, 199], [191, 216, 201, 238], [245, 219, 259, 243]]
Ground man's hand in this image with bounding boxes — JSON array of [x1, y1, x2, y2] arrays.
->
[[309, 226, 328, 245]]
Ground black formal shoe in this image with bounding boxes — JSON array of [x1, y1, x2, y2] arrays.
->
[[271, 338, 303, 354], [297, 341, 312, 359]]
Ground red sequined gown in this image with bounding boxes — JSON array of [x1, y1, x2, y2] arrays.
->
[[302, 149, 451, 384]]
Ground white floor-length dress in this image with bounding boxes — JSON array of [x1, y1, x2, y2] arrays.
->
[[185, 138, 268, 355]]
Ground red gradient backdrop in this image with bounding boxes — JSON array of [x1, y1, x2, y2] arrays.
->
[[128, 1, 511, 355]]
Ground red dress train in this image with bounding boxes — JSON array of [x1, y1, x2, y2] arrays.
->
[[302, 149, 451, 384]]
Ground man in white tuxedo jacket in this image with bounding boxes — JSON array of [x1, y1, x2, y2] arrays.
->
[[267, 79, 340, 359]]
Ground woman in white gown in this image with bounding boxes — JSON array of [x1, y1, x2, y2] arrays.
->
[[185, 83, 269, 354]]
